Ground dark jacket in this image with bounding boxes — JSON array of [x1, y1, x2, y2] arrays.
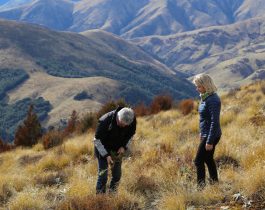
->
[[198, 93, 222, 145], [94, 107, 136, 158]]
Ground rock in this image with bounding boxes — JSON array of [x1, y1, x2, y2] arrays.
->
[[233, 193, 242, 201], [186, 206, 196, 210], [220, 206, 230, 210], [233, 193, 245, 205], [233, 193, 253, 208], [243, 200, 253, 208]]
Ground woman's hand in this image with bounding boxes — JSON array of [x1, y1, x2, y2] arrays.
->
[[205, 144, 213, 151]]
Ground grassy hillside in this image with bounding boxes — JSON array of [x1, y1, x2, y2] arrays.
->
[[7, 72, 120, 128], [0, 80, 264, 209], [0, 19, 196, 140], [0, 19, 196, 103]]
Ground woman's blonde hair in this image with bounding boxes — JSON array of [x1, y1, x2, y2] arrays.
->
[[193, 73, 217, 93]]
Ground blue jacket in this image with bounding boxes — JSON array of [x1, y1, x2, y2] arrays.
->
[[198, 93, 222, 145]]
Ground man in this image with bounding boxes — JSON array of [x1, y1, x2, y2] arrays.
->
[[94, 107, 136, 194]]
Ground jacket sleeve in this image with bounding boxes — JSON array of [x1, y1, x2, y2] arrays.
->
[[122, 117, 136, 149], [206, 99, 221, 145], [94, 118, 110, 158]]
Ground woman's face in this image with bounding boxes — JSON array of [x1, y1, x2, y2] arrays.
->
[[195, 84, 206, 94]]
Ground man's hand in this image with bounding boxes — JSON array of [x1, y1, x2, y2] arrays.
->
[[117, 147, 125, 155], [117, 147, 125, 158], [107, 156, 114, 165], [205, 143, 213, 151]]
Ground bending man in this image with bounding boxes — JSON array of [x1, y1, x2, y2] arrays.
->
[[94, 107, 136, 194]]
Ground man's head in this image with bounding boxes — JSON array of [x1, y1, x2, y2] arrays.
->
[[117, 107, 134, 127]]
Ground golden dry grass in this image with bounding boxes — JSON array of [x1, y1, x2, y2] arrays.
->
[[0, 80, 264, 209]]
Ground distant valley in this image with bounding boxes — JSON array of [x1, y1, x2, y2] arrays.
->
[[0, 19, 195, 140]]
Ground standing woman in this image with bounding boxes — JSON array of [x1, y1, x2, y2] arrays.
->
[[193, 73, 222, 188]]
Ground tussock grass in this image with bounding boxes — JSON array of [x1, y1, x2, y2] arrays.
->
[[32, 143, 44, 151], [0, 180, 14, 206], [0, 174, 29, 193], [221, 109, 237, 126], [187, 185, 224, 206], [63, 135, 92, 161], [236, 162, 265, 198], [34, 152, 71, 172], [159, 194, 187, 210], [241, 139, 265, 168], [66, 165, 96, 198], [34, 171, 68, 187], [9, 190, 47, 210], [18, 154, 44, 166], [159, 193, 187, 210], [58, 192, 143, 210], [0, 81, 264, 209], [57, 194, 114, 210]]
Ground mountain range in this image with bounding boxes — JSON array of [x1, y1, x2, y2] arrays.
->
[[133, 16, 265, 90], [1, 0, 265, 88], [0, 0, 264, 38]]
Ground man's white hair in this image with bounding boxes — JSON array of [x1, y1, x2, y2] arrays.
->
[[117, 108, 134, 125], [193, 73, 217, 93]]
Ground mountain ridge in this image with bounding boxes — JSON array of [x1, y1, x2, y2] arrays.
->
[[0, 0, 264, 38], [132, 16, 265, 90]]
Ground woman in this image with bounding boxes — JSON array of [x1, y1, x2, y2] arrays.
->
[[193, 73, 222, 188]]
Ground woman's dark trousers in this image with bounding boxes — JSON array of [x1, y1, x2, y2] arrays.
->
[[95, 152, 122, 194], [194, 138, 218, 187]]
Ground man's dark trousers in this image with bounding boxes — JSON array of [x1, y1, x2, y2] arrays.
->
[[95, 149, 122, 194]]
